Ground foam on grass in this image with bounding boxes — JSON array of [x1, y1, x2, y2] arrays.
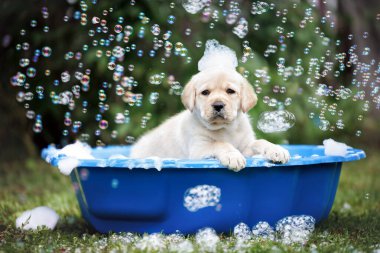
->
[[15, 206, 59, 230]]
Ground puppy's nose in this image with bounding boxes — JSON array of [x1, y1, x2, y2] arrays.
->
[[212, 102, 225, 112]]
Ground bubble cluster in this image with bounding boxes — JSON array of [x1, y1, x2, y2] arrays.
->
[[276, 215, 316, 245], [10, 0, 380, 144], [183, 185, 221, 212]]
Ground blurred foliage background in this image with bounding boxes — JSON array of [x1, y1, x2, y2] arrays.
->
[[0, 0, 379, 164]]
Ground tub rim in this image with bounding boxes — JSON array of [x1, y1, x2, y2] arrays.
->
[[41, 144, 366, 170]]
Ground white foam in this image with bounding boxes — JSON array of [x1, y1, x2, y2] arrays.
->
[[16, 206, 59, 230], [323, 138, 349, 156], [57, 141, 94, 159], [146, 156, 163, 171], [135, 233, 166, 252], [292, 154, 302, 159], [109, 154, 128, 159], [168, 239, 194, 253], [195, 227, 220, 252], [184, 185, 221, 212], [57, 157, 79, 175], [275, 215, 315, 245], [233, 222, 252, 241], [198, 40, 238, 72], [251, 221, 275, 240]]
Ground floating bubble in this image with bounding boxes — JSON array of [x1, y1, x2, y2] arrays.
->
[[42, 46, 52, 57], [167, 15, 176, 24], [112, 45, 125, 58], [114, 24, 122, 33], [319, 119, 330, 131], [19, 58, 30, 67], [150, 24, 161, 36], [233, 17, 248, 39], [257, 110, 296, 133], [61, 71, 70, 83], [149, 92, 159, 104]]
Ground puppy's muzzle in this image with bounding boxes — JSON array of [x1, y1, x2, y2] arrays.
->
[[212, 102, 225, 113]]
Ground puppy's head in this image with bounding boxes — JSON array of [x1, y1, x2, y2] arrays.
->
[[181, 67, 257, 129]]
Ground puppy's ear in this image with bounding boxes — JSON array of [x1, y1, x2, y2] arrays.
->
[[240, 78, 257, 113], [181, 77, 196, 112]]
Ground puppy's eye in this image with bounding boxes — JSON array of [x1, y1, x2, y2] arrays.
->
[[201, 90, 210, 96], [226, 88, 236, 94]]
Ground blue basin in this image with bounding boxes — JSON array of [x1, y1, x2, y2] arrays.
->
[[41, 144, 365, 234]]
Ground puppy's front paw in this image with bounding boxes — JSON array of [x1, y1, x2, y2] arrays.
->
[[219, 151, 246, 172], [263, 145, 290, 164]]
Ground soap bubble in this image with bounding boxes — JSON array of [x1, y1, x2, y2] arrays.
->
[[167, 15, 176, 24], [257, 110, 296, 133], [42, 46, 52, 57], [233, 17, 248, 39]]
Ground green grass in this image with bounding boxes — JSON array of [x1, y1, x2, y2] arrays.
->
[[0, 151, 379, 253]]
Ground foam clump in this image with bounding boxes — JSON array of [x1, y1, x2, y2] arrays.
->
[[53, 141, 94, 175], [57, 141, 94, 159], [183, 185, 221, 212], [275, 215, 315, 245], [257, 110, 296, 133], [58, 157, 79, 175], [166, 233, 194, 253], [16, 206, 59, 230], [195, 227, 220, 252], [135, 233, 166, 252], [252, 221, 275, 240], [198, 39, 238, 72], [323, 138, 349, 156], [108, 154, 128, 159]]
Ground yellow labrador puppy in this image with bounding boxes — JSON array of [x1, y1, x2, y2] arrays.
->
[[130, 66, 290, 171]]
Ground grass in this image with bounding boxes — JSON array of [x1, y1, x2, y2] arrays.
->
[[0, 151, 379, 253]]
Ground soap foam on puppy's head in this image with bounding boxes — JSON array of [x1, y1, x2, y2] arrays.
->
[[197, 39, 238, 72]]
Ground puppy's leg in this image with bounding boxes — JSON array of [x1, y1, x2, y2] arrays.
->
[[247, 139, 290, 163], [190, 141, 246, 172]]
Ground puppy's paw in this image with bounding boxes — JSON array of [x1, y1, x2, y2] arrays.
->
[[219, 151, 246, 172], [263, 144, 290, 164]]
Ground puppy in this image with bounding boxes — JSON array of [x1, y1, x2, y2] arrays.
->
[[130, 67, 290, 171]]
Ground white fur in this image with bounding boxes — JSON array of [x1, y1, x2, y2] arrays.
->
[[131, 68, 290, 171]]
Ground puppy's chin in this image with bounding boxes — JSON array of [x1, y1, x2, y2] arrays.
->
[[199, 113, 236, 130]]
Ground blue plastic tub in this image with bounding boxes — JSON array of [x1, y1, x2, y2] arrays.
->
[[41, 144, 365, 234]]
